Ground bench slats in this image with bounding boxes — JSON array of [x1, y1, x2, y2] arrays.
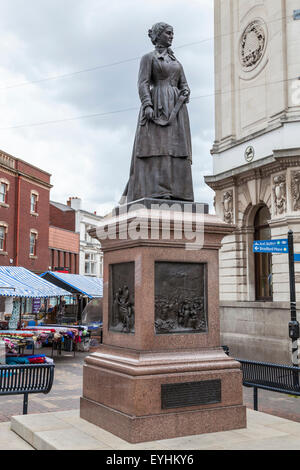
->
[[239, 359, 300, 394], [0, 364, 55, 396], [236, 358, 300, 411]]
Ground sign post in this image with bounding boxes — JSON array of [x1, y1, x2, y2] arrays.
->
[[253, 239, 288, 254], [288, 230, 300, 369], [253, 233, 299, 368]]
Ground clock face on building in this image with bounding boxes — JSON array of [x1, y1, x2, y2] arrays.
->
[[240, 19, 267, 72]]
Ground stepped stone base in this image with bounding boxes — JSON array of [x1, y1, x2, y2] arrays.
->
[[80, 346, 246, 443], [9, 409, 300, 450], [80, 397, 246, 444]]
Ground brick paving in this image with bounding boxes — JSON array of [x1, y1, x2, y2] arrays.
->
[[2, 348, 300, 424]]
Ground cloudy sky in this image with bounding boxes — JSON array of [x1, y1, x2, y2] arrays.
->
[[0, 0, 215, 215]]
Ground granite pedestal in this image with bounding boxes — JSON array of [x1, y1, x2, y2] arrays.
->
[[80, 201, 246, 443]]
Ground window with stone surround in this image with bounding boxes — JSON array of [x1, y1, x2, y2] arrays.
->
[[30, 230, 38, 256], [30, 191, 39, 214], [0, 180, 9, 205], [0, 224, 7, 252]]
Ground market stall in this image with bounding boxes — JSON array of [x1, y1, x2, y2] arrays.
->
[[40, 271, 103, 324], [0, 266, 71, 330], [0, 329, 54, 365], [22, 325, 90, 356], [0, 324, 90, 362]]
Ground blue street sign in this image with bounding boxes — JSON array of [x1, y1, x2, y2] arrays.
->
[[294, 9, 300, 20], [253, 239, 289, 254], [294, 254, 300, 263]]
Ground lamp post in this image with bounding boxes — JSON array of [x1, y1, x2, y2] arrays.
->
[[288, 230, 300, 369]]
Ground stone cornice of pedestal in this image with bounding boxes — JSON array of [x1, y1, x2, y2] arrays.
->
[[88, 211, 235, 252], [84, 346, 241, 377], [205, 150, 300, 191]]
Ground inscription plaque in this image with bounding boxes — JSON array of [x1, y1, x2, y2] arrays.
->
[[155, 262, 207, 335], [161, 380, 222, 409], [109, 262, 135, 334]]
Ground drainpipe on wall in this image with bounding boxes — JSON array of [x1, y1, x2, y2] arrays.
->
[[15, 173, 21, 266]]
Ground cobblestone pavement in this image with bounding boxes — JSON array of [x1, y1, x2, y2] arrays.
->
[[2, 348, 300, 424]]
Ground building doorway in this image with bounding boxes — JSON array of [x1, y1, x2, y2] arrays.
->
[[254, 205, 273, 301]]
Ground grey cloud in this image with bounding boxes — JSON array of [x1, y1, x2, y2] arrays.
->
[[0, 0, 215, 214]]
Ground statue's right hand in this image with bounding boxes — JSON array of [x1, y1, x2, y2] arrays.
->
[[144, 106, 154, 121]]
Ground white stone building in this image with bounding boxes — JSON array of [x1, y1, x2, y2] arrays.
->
[[205, 0, 300, 363], [66, 197, 103, 278]]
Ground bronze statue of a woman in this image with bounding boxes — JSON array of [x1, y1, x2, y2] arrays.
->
[[122, 22, 194, 203]]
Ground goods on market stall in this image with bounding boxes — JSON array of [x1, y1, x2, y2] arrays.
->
[[0, 331, 35, 354], [0, 341, 5, 364], [5, 355, 54, 365], [0, 325, 90, 362]]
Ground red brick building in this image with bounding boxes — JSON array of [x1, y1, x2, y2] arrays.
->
[[50, 198, 103, 277], [49, 201, 80, 274], [50, 200, 76, 233], [0, 150, 51, 273], [49, 226, 79, 274]]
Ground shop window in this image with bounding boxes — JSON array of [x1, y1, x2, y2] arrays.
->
[[30, 231, 38, 256], [254, 206, 273, 301], [0, 226, 7, 251], [0, 182, 8, 204], [30, 192, 38, 214]]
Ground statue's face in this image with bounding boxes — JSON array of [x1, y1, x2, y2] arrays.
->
[[157, 26, 174, 47]]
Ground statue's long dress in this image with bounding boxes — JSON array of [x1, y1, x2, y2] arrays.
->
[[123, 47, 194, 203]]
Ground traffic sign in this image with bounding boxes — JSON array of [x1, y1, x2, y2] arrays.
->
[[253, 239, 289, 254], [294, 254, 300, 263]]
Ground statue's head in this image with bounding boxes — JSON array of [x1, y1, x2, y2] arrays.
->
[[148, 22, 174, 47]]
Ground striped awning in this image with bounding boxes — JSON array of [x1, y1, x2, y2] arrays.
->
[[0, 278, 17, 297], [40, 272, 103, 298], [0, 266, 70, 298]]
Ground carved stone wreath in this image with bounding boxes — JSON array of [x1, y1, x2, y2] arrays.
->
[[240, 19, 267, 71]]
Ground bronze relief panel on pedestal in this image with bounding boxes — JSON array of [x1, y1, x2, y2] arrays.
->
[[155, 262, 207, 335], [109, 262, 135, 334]]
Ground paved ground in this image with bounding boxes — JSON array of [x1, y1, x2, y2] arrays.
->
[[0, 347, 90, 423], [8, 409, 300, 450], [2, 348, 300, 424], [243, 386, 300, 422]]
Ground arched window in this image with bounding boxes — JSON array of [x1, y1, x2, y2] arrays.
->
[[254, 205, 273, 301]]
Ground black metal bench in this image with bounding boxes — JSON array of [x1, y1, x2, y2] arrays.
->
[[237, 359, 300, 411], [0, 364, 55, 415]]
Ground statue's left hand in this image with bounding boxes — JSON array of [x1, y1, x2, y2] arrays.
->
[[180, 89, 190, 103]]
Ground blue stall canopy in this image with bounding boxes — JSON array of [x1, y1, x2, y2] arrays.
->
[[0, 266, 70, 298], [40, 271, 103, 299], [0, 277, 18, 297]]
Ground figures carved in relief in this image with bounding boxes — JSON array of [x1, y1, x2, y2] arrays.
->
[[112, 285, 135, 333], [291, 172, 300, 212], [155, 262, 207, 335], [223, 190, 234, 224], [109, 263, 135, 334], [273, 175, 286, 215], [240, 20, 267, 71]]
